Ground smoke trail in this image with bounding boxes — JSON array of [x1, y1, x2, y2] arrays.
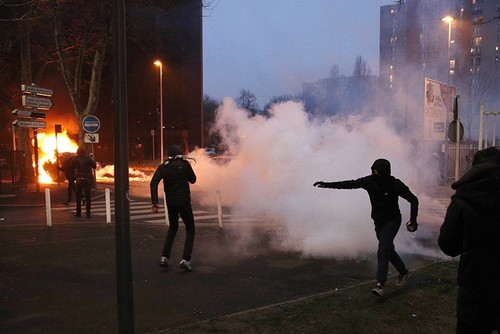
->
[[191, 98, 449, 259]]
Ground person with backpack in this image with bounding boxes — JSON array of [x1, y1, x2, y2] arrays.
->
[[150, 145, 197, 272]]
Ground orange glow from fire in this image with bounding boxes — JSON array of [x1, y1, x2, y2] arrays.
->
[[33, 130, 79, 183]]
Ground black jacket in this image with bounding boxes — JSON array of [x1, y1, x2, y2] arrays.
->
[[150, 157, 196, 206], [73, 154, 96, 179], [321, 174, 418, 224], [438, 163, 500, 298], [59, 156, 75, 180]]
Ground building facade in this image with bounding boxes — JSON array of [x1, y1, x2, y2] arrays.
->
[[379, 0, 499, 141], [127, 0, 203, 160]]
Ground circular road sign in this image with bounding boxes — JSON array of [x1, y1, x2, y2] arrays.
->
[[448, 120, 464, 142], [82, 115, 101, 133]]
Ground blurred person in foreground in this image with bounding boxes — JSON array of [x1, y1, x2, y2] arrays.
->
[[314, 158, 419, 297], [438, 147, 500, 334], [150, 145, 197, 272], [73, 147, 96, 218]]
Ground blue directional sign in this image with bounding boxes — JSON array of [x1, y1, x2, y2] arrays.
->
[[82, 115, 101, 133]]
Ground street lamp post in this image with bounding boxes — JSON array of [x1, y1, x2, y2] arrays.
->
[[154, 60, 164, 163], [442, 15, 455, 182]]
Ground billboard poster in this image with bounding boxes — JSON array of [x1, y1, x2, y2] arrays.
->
[[423, 78, 456, 140]]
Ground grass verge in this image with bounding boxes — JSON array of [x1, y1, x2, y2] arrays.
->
[[165, 260, 458, 333]]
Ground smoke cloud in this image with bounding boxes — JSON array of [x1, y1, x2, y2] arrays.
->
[[190, 98, 448, 259]]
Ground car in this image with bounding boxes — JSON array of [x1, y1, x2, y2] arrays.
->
[[205, 147, 216, 156]]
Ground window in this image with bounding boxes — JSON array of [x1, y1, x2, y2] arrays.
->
[[472, 16, 484, 23], [471, 47, 481, 56]]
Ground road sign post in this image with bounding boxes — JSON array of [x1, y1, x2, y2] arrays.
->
[[83, 115, 101, 164], [82, 115, 101, 133], [12, 120, 47, 129], [21, 84, 53, 96], [15, 84, 54, 192], [84, 133, 100, 144], [22, 95, 54, 110], [12, 109, 46, 119]]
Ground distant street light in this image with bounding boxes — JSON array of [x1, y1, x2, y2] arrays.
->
[[154, 60, 164, 163], [442, 15, 457, 181]]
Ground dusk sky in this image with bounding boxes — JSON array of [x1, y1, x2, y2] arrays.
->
[[202, 0, 394, 105]]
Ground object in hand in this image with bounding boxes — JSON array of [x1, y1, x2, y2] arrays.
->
[[406, 220, 418, 232]]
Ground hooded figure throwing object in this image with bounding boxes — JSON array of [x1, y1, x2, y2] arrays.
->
[[438, 147, 500, 333], [150, 145, 197, 272], [314, 158, 419, 297]]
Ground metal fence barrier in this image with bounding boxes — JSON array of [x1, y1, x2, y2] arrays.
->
[[0, 150, 28, 193]]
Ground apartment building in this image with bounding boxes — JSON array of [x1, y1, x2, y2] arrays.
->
[[379, 0, 499, 140]]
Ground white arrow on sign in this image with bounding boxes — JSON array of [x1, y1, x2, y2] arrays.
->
[[22, 95, 54, 110], [21, 84, 53, 97], [12, 119, 46, 129]]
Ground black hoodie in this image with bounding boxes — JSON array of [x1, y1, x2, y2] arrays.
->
[[320, 174, 418, 225], [438, 162, 500, 328]]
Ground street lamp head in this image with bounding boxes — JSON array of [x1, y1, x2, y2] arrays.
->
[[154, 60, 162, 67], [441, 15, 455, 23]]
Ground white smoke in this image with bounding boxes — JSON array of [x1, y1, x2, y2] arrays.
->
[[190, 98, 449, 259]]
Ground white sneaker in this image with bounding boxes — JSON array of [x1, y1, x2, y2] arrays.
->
[[372, 283, 384, 297], [396, 271, 410, 287], [159, 256, 169, 268], [179, 259, 192, 272]]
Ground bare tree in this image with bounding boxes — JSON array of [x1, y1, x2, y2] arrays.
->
[[236, 89, 260, 116], [352, 55, 371, 77], [263, 94, 303, 116], [329, 64, 340, 79], [49, 1, 112, 146]]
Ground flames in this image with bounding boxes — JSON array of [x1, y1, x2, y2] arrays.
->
[[33, 130, 79, 183], [32, 130, 151, 183]]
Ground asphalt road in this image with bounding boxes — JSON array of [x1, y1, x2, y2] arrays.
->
[[0, 183, 447, 333]]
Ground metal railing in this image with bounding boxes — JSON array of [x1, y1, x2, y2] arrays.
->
[[0, 150, 28, 193]]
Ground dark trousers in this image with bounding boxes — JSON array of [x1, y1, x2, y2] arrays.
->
[[75, 178, 92, 215], [374, 218, 407, 284], [162, 203, 195, 261]]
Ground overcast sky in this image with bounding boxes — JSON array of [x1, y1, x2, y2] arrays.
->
[[202, 0, 394, 105]]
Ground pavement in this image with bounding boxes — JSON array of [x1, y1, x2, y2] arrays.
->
[[0, 182, 452, 333]]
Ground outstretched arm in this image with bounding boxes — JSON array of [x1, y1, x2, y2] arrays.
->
[[313, 179, 362, 189]]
